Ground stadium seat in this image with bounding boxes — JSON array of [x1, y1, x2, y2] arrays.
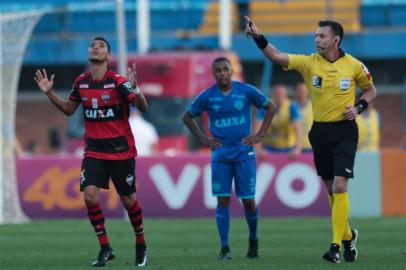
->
[[249, 0, 360, 34], [199, 2, 240, 34]]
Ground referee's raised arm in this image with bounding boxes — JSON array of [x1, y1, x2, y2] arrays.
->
[[244, 16, 289, 68]]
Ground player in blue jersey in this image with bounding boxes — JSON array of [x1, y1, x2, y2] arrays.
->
[[183, 57, 277, 260]]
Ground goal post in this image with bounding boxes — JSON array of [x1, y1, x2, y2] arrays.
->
[[0, 1, 128, 224], [0, 10, 44, 224]]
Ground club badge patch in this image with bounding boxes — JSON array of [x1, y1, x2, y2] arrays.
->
[[234, 100, 244, 110], [101, 94, 110, 103], [312, 76, 322, 88], [126, 174, 134, 185]]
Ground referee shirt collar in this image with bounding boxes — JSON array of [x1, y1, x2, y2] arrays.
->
[[322, 48, 346, 63], [338, 48, 345, 58]]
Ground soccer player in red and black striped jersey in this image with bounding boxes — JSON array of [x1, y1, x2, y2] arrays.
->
[[34, 37, 148, 267]]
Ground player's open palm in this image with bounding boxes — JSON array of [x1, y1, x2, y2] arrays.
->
[[128, 62, 138, 88], [34, 69, 54, 94]]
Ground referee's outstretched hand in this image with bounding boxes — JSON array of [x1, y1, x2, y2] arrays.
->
[[244, 16, 260, 38]]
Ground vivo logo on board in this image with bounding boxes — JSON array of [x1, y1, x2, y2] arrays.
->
[[147, 161, 322, 211]]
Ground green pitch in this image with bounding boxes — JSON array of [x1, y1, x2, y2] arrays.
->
[[1, 217, 405, 270]]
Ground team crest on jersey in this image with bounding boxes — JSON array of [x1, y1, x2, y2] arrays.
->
[[103, 83, 115, 89], [312, 76, 323, 88], [234, 100, 244, 110], [101, 94, 110, 103], [79, 83, 89, 88], [126, 174, 134, 185]]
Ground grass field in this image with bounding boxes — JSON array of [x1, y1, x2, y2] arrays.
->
[[1, 217, 405, 270]]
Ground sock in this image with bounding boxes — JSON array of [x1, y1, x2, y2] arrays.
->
[[87, 202, 110, 250], [328, 193, 352, 241], [126, 200, 145, 245], [244, 207, 258, 240], [216, 206, 230, 248], [332, 192, 350, 246]]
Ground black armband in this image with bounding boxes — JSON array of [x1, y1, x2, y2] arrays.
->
[[253, 34, 269, 49], [355, 99, 369, 115]]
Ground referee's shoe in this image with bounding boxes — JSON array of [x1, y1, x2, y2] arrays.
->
[[342, 228, 358, 262], [322, 243, 340, 263]]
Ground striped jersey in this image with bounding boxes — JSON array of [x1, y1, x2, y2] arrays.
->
[[69, 70, 137, 160]]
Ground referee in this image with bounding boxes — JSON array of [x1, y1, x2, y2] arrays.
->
[[245, 17, 377, 263]]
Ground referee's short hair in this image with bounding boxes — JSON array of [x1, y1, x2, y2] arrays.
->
[[318, 20, 344, 46]]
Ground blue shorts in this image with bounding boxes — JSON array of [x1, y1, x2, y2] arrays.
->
[[211, 159, 256, 199]]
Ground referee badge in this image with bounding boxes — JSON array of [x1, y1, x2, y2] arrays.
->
[[312, 76, 322, 88], [339, 78, 351, 91]]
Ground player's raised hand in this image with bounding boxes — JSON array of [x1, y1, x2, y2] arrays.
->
[[201, 137, 222, 149], [34, 69, 54, 94], [128, 62, 138, 88], [244, 16, 261, 38]]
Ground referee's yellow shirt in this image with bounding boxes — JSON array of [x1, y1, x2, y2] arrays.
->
[[286, 52, 374, 122]]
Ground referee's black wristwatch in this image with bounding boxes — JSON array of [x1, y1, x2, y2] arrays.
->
[[355, 99, 368, 114]]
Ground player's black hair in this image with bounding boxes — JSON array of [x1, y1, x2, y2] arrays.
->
[[92, 36, 111, 53], [212, 57, 231, 68], [318, 20, 344, 46]]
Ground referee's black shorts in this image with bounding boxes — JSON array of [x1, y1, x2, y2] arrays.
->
[[309, 120, 358, 181]]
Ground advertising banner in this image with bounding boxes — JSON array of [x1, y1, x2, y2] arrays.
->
[[17, 153, 329, 218]]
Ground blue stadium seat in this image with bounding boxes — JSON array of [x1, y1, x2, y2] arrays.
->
[[388, 4, 406, 26], [360, 5, 388, 26], [361, 2, 406, 27]]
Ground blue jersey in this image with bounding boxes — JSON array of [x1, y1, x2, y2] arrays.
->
[[188, 81, 270, 161]]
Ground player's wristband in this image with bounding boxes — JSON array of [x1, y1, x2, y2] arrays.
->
[[355, 99, 368, 115], [133, 86, 141, 95], [253, 34, 268, 49]]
